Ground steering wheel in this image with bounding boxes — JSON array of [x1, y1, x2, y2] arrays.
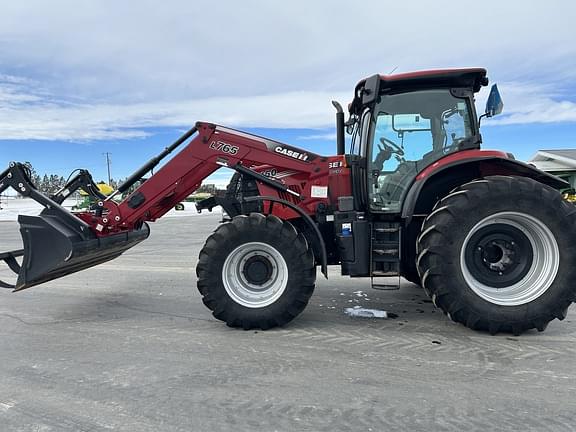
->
[[380, 137, 404, 156]]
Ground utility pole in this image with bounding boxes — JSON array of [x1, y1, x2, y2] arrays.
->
[[103, 152, 112, 185]]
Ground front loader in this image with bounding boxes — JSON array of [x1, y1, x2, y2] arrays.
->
[[2, 67, 576, 335]]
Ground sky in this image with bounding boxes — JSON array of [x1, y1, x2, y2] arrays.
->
[[1, 0, 575, 187]]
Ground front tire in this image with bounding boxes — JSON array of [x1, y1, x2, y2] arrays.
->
[[196, 213, 316, 329], [417, 176, 576, 335]]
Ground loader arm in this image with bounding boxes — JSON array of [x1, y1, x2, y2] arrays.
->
[[98, 122, 322, 231], [0, 122, 328, 290]]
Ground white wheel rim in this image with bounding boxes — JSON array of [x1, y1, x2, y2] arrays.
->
[[460, 212, 560, 306], [222, 242, 288, 308]]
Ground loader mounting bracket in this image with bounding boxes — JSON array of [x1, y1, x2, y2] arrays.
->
[[196, 196, 243, 218]]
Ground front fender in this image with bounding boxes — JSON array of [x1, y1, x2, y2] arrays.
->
[[243, 196, 328, 279]]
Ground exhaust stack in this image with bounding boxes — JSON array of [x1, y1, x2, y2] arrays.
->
[[332, 101, 345, 155]]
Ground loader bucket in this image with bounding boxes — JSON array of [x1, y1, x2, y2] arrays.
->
[[13, 212, 149, 291]]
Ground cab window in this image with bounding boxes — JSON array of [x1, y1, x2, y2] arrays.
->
[[369, 89, 473, 212]]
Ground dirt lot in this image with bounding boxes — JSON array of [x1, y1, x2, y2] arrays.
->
[[1, 214, 576, 431]]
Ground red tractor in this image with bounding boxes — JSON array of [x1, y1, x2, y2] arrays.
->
[[1, 68, 575, 335]]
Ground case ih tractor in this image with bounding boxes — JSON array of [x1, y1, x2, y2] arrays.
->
[[1, 68, 575, 335]]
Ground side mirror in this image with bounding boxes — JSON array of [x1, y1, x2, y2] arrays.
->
[[485, 84, 503, 117]]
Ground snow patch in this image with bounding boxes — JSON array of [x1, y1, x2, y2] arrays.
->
[[0, 401, 15, 411], [0, 197, 222, 222], [345, 307, 389, 319]]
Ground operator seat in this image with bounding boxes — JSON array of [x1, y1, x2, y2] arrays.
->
[[376, 148, 445, 207]]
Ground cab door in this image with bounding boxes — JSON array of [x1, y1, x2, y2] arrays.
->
[[367, 89, 475, 213]]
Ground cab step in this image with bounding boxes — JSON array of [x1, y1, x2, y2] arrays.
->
[[371, 222, 401, 290], [371, 275, 402, 290]]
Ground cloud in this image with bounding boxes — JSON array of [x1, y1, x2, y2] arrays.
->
[[0, 1, 575, 140], [0, 78, 350, 140], [298, 133, 337, 141], [2, 75, 575, 141]]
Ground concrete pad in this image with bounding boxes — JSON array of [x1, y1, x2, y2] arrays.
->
[[1, 214, 575, 431]]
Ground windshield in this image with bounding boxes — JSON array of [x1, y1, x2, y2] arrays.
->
[[368, 89, 474, 212]]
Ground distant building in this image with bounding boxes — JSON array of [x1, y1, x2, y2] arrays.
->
[[529, 150, 576, 190]]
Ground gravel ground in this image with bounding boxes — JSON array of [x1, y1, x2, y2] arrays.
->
[[1, 214, 576, 431]]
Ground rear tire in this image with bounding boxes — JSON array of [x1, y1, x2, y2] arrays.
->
[[196, 213, 316, 329], [417, 176, 576, 335]]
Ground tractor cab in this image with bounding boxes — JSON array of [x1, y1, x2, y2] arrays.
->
[[349, 68, 495, 213], [335, 68, 507, 288]]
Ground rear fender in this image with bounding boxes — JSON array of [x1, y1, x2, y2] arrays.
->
[[402, 156, 568, 222]]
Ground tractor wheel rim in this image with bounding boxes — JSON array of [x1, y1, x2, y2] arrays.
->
[[222, 242, 288, 308], [460, 211, 559, 306]]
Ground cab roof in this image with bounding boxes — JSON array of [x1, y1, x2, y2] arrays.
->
[[350, 68, 488, 115], [357, 68, 488, 92]]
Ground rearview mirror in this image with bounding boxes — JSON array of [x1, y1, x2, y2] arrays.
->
[[392, 114, 431, 133], [485, 84, 503, 117]]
